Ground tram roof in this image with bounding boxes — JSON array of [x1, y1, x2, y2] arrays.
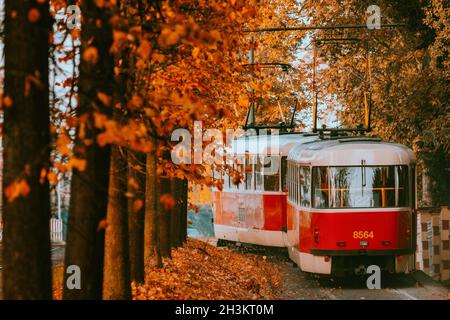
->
[[287, 137, 416, 166], [231, 132, 319, 156]]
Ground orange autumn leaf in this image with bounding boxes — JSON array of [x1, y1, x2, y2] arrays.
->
[[97, 219, 109, 231], [3, 95, 13, 108], [93, 112, 108, 129], [217, 180, 223, 191], [67, 157, 87, 172], [137, 40, 152, 60], [28, 8, 40, 23], [127, 94, 143, 110], [5, 178, 31, 202], [151, 53, 166, 63], [158, 27, 182, 47], [132, 199, 144, 213], [56, 131, 71, 156], [82, 46, 99, 65], [128, 177, 140, 190], [130, 239, 281, 300], [47, 171, 59, 185], [192, 47, 200, 59], [53, 161, 67, 173], [160, 193, 176, 211], [238, 95, 249, 108], [40, 168, 47, 184], [231, 171, 241, 185], [97, 91, 112, 107]]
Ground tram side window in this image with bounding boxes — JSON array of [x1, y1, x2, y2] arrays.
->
[[288, 162, 293, 201], [281, 157, 287, 191], [299, 166, 311, 207], [290, 163, 295, 202], [263, 156, 280, 192], [312, 167, 329, 208], [295, 164, 299, 204], [224, 171, 230, 190], [255, 161, 262, 191], [292, 163, 296, 201], [237, 163, 245, 191], [289, 162, 294, 201], [411, 165, 416, 208], [229, 163, 240, 190], [245, 156, 254, 190]]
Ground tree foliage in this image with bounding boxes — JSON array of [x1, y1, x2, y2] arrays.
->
[[302, 0, 449, 205]]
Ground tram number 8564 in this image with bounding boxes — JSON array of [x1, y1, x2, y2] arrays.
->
[[353, 231, 374, 239]]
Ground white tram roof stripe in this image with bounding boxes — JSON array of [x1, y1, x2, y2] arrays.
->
[[288, 140, 416, 166], [229, 133, 416, 166], [231, 133, 319, 156]]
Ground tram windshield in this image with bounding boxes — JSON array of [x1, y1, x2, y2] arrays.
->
[[312, 165, 410, 209]]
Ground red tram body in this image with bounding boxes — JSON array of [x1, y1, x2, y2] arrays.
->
[[213, 133, 417, 275]]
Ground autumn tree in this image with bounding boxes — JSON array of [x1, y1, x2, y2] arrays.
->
[[63, 0, 115, 300], [2, 0, 53, 300], [302, 0, 449, 205], [98, 0, 258, 268], [144, 145, 161, 268], [103, 145, 131, 299], [127, 150, 146, 283]]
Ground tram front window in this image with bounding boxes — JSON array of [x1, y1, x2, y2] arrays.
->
[[312, 165, 409, 209]]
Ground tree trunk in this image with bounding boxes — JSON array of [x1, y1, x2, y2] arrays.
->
[[2, 0, 52, 299], [158, 176, 172, 258], [170, 178, 182, 248], [63, 0, 114, 300], [103, 146, 131, 300], [144, 150, 161, 268], [180, 179, 189, 243], [127, 151, 146, 283]]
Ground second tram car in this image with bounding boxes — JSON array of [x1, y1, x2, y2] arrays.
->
[[212, 133, 417, 275]]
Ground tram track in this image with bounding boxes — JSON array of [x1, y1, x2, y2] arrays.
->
[[210, 238, 449, 300]]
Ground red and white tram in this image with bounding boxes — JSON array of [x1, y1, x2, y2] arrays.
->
[[212, 133, 417, 275]]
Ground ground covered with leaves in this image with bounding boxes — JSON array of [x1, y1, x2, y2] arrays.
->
[[53, 238, 282, 300], [133, 239, 281, 300]]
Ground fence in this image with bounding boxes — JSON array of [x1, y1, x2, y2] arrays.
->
[[0, 218, 65, 243], [417, 206, 450, 281]]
